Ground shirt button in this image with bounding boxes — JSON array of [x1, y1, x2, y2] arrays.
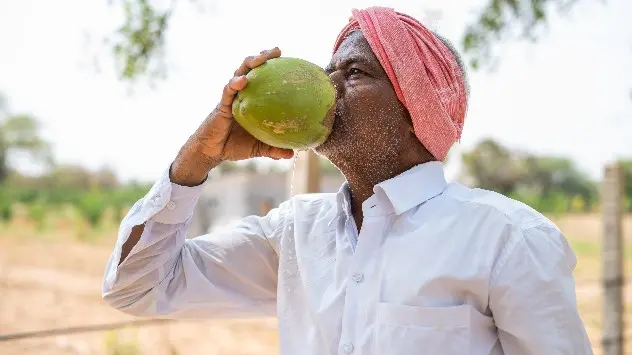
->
[[166, 201, 176, 210], [343, 343, 354, 354], [352, 273, 364, 283]]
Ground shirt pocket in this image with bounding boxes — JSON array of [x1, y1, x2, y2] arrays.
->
[[374, 303, 476, 355]]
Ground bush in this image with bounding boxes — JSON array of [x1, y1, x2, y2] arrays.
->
[[510, 191, 571, 215], [570, 195, 586, 213], [103, 330, 140, 355], [27, 200, 48, 231], [539, 193, 568, 215], [0, 188, 12, 222], [76, 190, 108, 227]]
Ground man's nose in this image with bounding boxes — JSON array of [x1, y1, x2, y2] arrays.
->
[[329, 71, 344, 99]]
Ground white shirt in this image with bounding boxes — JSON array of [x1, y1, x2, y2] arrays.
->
[[102, 161, 594, 355]]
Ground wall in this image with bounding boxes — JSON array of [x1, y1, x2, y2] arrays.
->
[[187, 171, 345, 237]]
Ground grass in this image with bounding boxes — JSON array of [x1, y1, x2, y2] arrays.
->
[[569, 238, 632, 260], [103, 330, 141, 355], [0, 203, 121, 245]]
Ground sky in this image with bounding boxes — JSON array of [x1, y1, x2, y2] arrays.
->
[[0, 0, 631, 183]]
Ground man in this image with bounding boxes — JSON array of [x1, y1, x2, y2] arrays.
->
[[102, 7, 594, 355]]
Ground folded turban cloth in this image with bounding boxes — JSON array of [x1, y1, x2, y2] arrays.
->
[[333, 7, 467, 161]]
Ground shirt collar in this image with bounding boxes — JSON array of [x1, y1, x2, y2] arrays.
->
[[336, 181, 353, 216], [335, 161, 448, 216], [375, 161, 448, 215]]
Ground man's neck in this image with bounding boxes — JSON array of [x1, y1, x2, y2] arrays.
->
[[319, 137, 435, 230], [343, 164, 404, 216], [336, 157, 431, 230]]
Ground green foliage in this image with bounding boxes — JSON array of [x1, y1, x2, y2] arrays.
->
[[27, 200, 48, 231], [0, 165, 151, 230], [0, 187, 13, 222], [461, 0, 583, 70], [0, 110, 53, 183], [462, 138, 604, 214], [103, 330, 141, 355], [108, 183, 152, 219], [620, 160, 632, 207], [106, 0, 588, 81], [0, 96, 151, 232], [509, 190, 570, 215], [0, 133, 7, 182], [109, 0, 173, 83], [461, 138, 525, 195], [76, 190, 108, 227]]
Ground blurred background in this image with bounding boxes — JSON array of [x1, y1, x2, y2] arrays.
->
[[0, 0, 631, 354]]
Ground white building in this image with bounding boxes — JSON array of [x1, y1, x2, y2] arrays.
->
[[188, 170, 345, 237]]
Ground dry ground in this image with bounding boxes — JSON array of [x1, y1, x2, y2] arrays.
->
[[1, 213, 631, 354]]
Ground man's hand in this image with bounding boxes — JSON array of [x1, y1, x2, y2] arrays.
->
[[170, 47, 295, 186]]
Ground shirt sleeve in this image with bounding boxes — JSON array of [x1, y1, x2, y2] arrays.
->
[[101, 166, 285, 319], [489, 219, 595, 355]]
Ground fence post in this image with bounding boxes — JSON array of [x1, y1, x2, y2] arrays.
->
[[602, 163, 624, 355], [290, 150, 321, 195]]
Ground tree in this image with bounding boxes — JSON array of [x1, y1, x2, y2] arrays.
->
[[49, 164, 94, 191], [0, 129, 7, 182], [520, 155, 597, 209], [106, 0, 585, 82], [0, 93, 8, 181], [461, 138, 526, 195], [461, 0, 584, 69], [92, 165, 120, 190], [0, 107, 53, 182], [461, 138, 597, 212], [619, 160, 632, 211], [107, 0, 173, 83]]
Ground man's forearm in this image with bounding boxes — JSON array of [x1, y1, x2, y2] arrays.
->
[[118, 140, 221, 265], [170, 138, 223, 187]]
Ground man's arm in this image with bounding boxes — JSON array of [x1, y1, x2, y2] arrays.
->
[[489, 220, 594, 354], [118, 151, 221, 266], [101, 166, 284, 319], [101, 47, 295, 319]]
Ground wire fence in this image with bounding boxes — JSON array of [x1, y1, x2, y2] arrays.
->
[[0, 279, 629, 343], [0, 319, 174, 342]]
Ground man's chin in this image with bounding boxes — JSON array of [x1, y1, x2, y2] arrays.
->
[[314, 125, 347, 157]]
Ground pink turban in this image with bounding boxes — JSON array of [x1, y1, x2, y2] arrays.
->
[[333, 7, 467, 161]]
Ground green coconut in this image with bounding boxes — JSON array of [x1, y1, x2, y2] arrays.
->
[[232, 57, 336, 150]]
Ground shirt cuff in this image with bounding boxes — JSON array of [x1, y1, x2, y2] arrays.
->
[[147, 166, 207, 225]]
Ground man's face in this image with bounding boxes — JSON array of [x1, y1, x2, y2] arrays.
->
[[316, 31, 414, 171]]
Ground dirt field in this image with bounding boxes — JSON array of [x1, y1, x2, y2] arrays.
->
[[1, 213, 632, 354]]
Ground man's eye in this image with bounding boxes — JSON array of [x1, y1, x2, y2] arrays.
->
[[347, 68, 363, 77]]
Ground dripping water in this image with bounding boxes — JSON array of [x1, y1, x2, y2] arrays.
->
[[289, 150, 299, 197]]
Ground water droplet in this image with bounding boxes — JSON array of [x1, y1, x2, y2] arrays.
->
[[289, 152, 299, 197]]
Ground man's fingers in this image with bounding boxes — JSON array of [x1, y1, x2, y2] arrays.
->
[[218, 75, 247, 111], [234, 47, 282, 77], [252, 141, 294, 160], [270, 147, 295, 160]]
